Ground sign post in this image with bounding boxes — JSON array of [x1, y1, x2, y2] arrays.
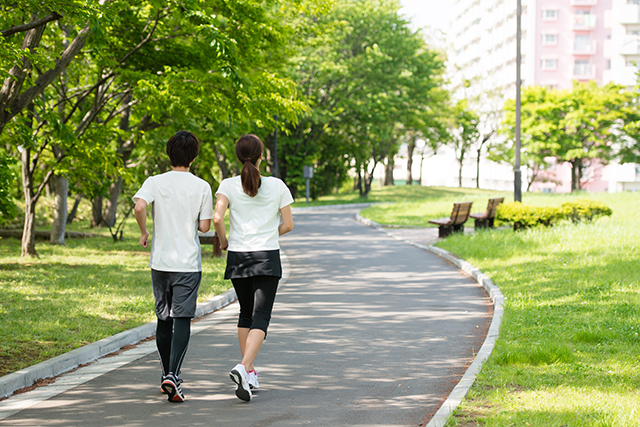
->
[[303, 166, 313, 205]]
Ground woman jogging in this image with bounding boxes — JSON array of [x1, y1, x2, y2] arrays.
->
[[213, 134, 294, 402]]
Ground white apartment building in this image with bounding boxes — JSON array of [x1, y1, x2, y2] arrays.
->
[[394, 0, 640, 193]]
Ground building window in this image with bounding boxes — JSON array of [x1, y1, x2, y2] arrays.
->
[[574, 34, 592, 51], [626, 59, 639, 67], [629, 0, 640, 5], [541, 58, 558, 70], [547, 84, 558, 90], [543, 9, 559, 21], [607, 60, 612, 69], [542, 33, 558, 45], [574, 59, 592, 76]]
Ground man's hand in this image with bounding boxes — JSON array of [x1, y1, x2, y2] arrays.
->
[[139, 231, 150, 248]]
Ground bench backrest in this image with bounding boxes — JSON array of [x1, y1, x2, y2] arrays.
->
[[485, 197, 504, 219], [450, 201, 473, 225]]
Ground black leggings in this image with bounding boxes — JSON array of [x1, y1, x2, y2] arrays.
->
[[232, 275, 279, 336], [156, 317, 190, 376]]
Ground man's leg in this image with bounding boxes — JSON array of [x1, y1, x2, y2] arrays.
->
[[156, 318, 173, 376], [169, 317, 191, 375]]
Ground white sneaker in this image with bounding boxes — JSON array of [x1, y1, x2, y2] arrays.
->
[[229, 363, 252, 401], [248, 368, 260, 390]]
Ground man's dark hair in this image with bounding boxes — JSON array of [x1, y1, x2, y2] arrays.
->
[[166, 131, 200, 168]]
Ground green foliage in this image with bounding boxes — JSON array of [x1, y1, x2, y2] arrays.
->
[[282, 0, 448, 198], [0, 151, 16, 224], [497, 82, 639, 191], [497, 201, 563, 230], [561, 199, 613, 223]]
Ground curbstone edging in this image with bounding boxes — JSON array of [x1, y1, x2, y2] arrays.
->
[[354, 212, 504, 427]]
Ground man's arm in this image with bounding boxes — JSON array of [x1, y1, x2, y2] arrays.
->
[[134, 198, 150, 248]]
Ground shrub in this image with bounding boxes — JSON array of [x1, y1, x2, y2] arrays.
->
[[496, 202, 563, 230], [560, 199, 613, 223]]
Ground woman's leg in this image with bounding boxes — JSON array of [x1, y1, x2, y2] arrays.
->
[[240, 276, 279, 371], [232, 278, 254, 359]]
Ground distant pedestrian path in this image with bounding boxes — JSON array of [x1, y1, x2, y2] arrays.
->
[[0, 208, 491, 426]]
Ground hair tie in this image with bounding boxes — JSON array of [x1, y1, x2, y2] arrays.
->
[[243, 158, 251, 163]]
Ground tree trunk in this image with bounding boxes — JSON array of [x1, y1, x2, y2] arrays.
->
[[458, 160, 463, 188], [103, 178, 122, 227], [356, 169, 364, 197], [21, 147, 37, 257], [50, 174, 68, 244], [406, 137, 415, 185], [419, 152, 425, 186], [67, 193, 82, 224], [384, 156, 394, 186], [476, 147, 481, 189], [91, 196, 103, 227], [571, 159, 582, 192]]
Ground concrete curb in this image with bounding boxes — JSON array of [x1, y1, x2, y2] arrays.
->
[[355, 213, 504, 427]]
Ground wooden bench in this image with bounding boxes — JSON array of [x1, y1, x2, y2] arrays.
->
[[428, 201, 473, 238], [198, 231, 222, 257], [470, 197, 504, 229]]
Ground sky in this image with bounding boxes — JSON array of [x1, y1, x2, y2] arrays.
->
[[398, 0, 452, 34]]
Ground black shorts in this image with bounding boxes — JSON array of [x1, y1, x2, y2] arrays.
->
[[151, 270, 202, 321]]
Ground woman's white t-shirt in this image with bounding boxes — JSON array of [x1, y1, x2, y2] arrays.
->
[[216, 176, 294, 252]]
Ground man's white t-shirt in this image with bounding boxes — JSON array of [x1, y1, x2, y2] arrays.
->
[[133, 171, 213, 272], [215, 176, 294, 252]]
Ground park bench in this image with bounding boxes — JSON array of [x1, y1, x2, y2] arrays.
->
[[428, 201, 473, 238], [470, 197, 504, 229], [198, 231, 222, 258]]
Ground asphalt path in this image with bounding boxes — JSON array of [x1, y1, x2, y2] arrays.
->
[[1, 208, 491, 427]]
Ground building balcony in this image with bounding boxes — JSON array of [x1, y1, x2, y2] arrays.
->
[[570, 0, 597, 5], [574, 63, 596, 79], [618, 4, 640, 25], [572, 14, 596, 30], [572, 40, 597, 55], [621, 38, 640, 55]]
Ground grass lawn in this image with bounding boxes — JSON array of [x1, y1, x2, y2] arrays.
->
[[354, 188, 640, 426], [0, 214, 230, 377]]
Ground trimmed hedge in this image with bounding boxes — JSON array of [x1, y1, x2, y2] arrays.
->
[[497, 199, 612, 230], [560, 199, 613, 223]]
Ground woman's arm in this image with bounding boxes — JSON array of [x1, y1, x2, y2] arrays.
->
[[213, 194, 229, 251], [279, 205, 294, 236]]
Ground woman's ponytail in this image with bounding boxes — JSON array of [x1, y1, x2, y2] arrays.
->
[[236, 134, 264, 197]]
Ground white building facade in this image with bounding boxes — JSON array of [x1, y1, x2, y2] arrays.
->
[[395, 0, 640, 193]]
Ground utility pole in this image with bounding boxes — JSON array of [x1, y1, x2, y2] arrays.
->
[[514, 0, 522, 202]]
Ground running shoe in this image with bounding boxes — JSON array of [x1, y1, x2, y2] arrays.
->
[[160, 375, 168, 394], [161, 373, 185, 402], [160, 374, 182, 394], [248, 368, 260, 390], [229, 363, 252, 401]]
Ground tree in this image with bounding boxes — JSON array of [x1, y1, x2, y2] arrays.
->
[[282, 0, 447, 198], [449, 99, 479, 188], [500, 82, 636, 192]]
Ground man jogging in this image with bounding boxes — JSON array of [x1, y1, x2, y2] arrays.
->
[[133, 130, 213, 403]]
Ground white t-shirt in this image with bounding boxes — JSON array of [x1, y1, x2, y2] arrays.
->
[[215, 176, 294, 252], [133, 171, 213, 272]]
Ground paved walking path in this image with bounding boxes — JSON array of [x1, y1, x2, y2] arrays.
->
[[0, 208, 491, 426]]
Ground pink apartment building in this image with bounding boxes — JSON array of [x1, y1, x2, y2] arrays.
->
[[532, 0, 613, 193]]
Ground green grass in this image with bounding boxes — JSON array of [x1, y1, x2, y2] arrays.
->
[[420, 192, 640, 426], [0, 211, 230, 377]]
